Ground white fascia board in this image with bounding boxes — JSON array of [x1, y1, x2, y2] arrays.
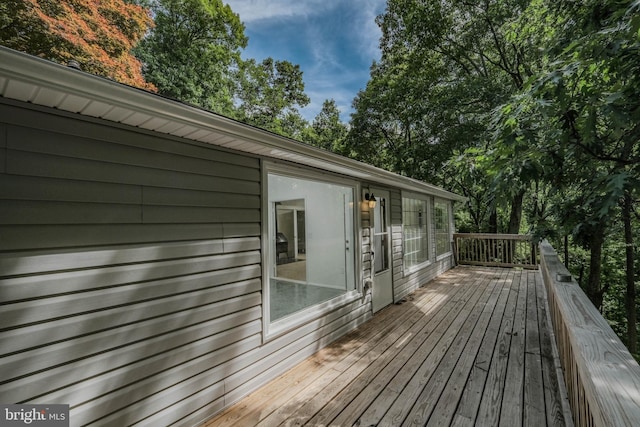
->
[[0, 47, 465, 202]]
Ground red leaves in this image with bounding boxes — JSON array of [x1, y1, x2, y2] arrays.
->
[[21, 0, 156, 90]]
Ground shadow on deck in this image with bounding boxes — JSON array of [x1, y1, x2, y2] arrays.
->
[[204, 266, 570, 426]]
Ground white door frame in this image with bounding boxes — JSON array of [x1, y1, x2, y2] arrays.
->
[[369, 188, 393, 313]]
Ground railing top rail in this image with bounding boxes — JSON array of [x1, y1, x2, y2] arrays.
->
[[539, 240, 640, 427], [453, 233, 532, 240]]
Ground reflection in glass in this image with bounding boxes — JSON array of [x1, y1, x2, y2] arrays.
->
[[373, 197, 389, 274], [403, 197, 429, 269], [434, 200, 451, 256], [275, 199, 306, 282]]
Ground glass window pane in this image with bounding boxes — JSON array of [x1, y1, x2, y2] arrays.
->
[[268, 174, 355, 322], [434, 199, 451, 256], [403, 196, 429, 270], [373, 197, 389, 273]]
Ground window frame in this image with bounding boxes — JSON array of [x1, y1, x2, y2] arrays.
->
[[261, 162, 362, 341], [434, 198, 452, 259], [401, 192, 432, 275]]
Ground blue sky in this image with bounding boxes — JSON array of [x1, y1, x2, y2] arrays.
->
[[224, 0, 387, 123]]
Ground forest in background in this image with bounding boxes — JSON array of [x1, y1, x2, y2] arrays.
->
[[1, 0, 639, 356]]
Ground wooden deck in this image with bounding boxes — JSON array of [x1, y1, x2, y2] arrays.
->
[[204, 266, 570, 427]]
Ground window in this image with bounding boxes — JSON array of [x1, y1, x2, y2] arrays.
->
[[266, 172, 356, 331], [402, 196, 430, 271], [434, 199, 451, 256]]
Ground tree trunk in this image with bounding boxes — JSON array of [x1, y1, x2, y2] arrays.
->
[[488, 207, 498, 234], [623, 193, 637, 354], [586, 226, 605, 310], [507, 189, 525, 235]]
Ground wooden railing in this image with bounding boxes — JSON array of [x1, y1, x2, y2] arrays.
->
[[453, 233, 538, 269], [539, 240, 640, 427]]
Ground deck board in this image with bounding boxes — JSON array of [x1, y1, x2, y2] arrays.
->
[[450, 268, 511, 427], [372, 274, 492, 426], [475, 270, 519, 427], [203, 267, 570, 427], [524, 270, 546, 426], [499, 269, 528, 426], [398, 274, 497, 426], [333, 278, 476, 427]]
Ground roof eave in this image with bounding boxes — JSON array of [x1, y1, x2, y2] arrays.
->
[[0, 47, 466, 202]]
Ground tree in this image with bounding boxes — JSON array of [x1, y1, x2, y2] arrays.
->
[[134, 0, 246, 115], [347, 0, 541, 234], [236, 57, 310, 137], [445, 148, 498, 233], [492, 0, 640, 352], [0, 0, 154, 89], [347, 55, 467, 180], [304, 99, 348, 152]]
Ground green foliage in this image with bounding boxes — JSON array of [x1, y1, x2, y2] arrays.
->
[[491, 0, 640, 350], [494, 0, 640, 237], [303, 99, 348, 151], [134, 0, 247, 115], [445, 148, 497, 232], [133, 0, 317, 140], [347, 0, 542, 235], [235, 57, 310, 137]]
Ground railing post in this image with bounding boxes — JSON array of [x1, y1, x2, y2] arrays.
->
[[452, 238, 459, 266]]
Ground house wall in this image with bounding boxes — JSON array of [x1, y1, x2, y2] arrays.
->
[[0, 100, 372, 426], [361, 189, 455, 304], [0, 99, 455, 426]]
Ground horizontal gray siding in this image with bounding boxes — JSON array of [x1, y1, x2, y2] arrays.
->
[[0, 101, 264, 427], [0, 101, 376, 426]]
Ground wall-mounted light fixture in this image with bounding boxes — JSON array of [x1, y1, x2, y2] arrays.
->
[[365, 192, 377, 208]]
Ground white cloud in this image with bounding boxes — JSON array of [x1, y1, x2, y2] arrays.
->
[[305, 25, 341, 70], [224, 0, 336, 23], [354, 0, 386, 59], [225, 0, 384, 63]]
